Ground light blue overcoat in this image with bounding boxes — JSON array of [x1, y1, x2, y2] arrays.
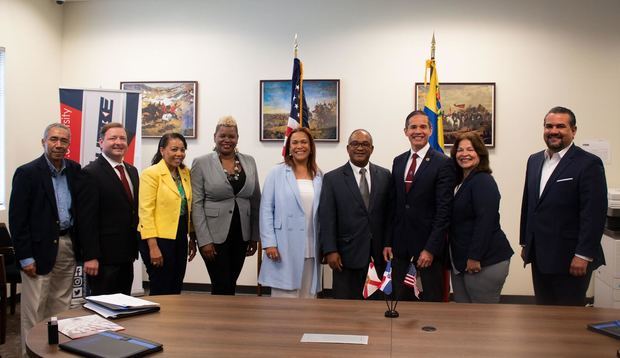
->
[[258, 163, 322, 294]]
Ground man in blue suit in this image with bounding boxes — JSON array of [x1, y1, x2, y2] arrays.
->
[[9, 123, 82, 354], [520, 106, 607, 306], [384, 111, 455, 301], [319, 129, 393, 299]]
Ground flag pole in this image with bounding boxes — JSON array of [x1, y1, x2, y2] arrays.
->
[[384, 259, 399, 318], [391, 256, 416, 313], [294, 33, 304, 127], [431, 32, 436, 60]]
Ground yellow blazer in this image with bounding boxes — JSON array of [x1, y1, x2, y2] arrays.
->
[[139, 160, 192, 240]]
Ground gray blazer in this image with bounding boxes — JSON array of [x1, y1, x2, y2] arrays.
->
[[191, 152, 261, 247]]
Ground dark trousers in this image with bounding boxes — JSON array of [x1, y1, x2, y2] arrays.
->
[[87, 262, 134, 295], [202, 232, 248, 295], [332, 267, 367, 300], [140, 215, 188, 295], [392, 257, 444, 302], [532, 262, 593, 306]]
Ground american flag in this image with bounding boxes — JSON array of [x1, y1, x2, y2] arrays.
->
[[404, 262, 421, 299], [282, 57, 309, 156]]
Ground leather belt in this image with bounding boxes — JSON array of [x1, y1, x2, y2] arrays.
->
[[59, 228, 71, 236]]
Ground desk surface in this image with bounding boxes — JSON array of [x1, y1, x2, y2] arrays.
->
[[27, 294, 620, 357]]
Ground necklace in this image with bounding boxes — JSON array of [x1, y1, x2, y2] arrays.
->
[[222, 156, 241, 181]]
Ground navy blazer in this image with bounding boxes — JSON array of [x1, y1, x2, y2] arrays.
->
[[449, 171, 513, 272], [78, 155, 140, 264], [520, 145, 607, 274], [8, 155, 82, 275], [318, 162, 393, 270], [388, 148, 455, 260]]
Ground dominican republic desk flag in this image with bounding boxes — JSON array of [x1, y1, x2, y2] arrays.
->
[[282, 57, 310, 156], [363, 261, 382, 299], [379, 261, 393, 295], [404, 262, 421, 299], [423, 57, 444, 152]]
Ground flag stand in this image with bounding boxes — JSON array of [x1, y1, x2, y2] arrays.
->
[[384, 308, 399, 318]]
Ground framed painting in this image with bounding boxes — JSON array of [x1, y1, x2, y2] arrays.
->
[[415, 82, 495, 147], [121, 81, 197, 138], [260, 79, 340, 142]]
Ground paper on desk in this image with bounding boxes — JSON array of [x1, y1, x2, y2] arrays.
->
[[300, 333, 368, 345], [58, 314, 124, 339], [86, 293, 159, 309], [83, 302, 120, 319]]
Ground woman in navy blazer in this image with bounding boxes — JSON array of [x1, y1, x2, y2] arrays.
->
[[258, 127, 323, 298], [449, 132, 513, 303]]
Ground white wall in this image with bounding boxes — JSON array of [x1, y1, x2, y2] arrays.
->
[[0, 0, 63, 222], [3, 0, 620, 295]]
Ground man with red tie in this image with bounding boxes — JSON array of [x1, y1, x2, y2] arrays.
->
[[78, 122, 140, 295], [384, 110, 455, 301]]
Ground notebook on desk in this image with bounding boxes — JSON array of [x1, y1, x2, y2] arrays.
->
[[59, 331, 162, 357], [587, 321, 620, 340], [84, 294, 160, 319]]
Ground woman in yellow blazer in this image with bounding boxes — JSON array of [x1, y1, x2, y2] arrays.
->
[[139, 133, 197, 295]]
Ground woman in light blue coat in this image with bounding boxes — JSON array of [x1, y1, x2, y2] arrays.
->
[[258, 127, 322, 298]]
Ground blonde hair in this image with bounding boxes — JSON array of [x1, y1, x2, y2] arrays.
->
[[214, 115, 238, 134]]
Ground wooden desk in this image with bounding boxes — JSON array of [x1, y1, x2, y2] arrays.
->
[[27, 294, 620, 357]]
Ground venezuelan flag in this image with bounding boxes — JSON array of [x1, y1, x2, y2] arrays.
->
[[423, 59, 444, 152]]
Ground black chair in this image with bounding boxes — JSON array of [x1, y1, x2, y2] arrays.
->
[[0, 254, 7, 344], [0, 223, 20, 315]]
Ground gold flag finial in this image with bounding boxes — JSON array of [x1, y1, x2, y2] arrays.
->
[[294, 33, 299, 58], [431, 32, 436, 60]]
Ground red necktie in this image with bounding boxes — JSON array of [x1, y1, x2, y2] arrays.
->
[[115, 164, 133, 200], [405, 153, 418, 193]]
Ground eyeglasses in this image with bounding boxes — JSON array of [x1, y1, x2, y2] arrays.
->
[[348, 141, 372, 149]]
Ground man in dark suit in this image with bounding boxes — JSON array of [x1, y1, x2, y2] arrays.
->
[[319, 129, 393, 299], [9, 123, 82, 354], [520, 106, 607, 306], [384, 110, 455, 302], [78, 122, 139, 295]]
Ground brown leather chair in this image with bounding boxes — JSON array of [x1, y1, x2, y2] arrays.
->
[[0, 223, 20, 314]]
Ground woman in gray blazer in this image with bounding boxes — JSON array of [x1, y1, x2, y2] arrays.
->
[[191, 116, 261, 295]]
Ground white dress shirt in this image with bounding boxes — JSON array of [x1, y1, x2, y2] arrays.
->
[[349, 161, 371, 194], [539, 142, 573, 197], [101, 152, 134, 197], [402, 142, 430, 182]]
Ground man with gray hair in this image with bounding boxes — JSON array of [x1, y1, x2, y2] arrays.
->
[[9, 123, 82, 353]]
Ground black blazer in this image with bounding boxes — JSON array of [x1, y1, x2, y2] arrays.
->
[[449, 171, 513, 272], [8, 155, 82, 275], [520, 145, 607, 274], [388, 148, 455, 260], [318, 162, 393, 269], [78, 155, 139, 264]]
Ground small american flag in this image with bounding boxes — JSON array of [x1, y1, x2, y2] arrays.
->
[[404, 262, 421, 299]]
